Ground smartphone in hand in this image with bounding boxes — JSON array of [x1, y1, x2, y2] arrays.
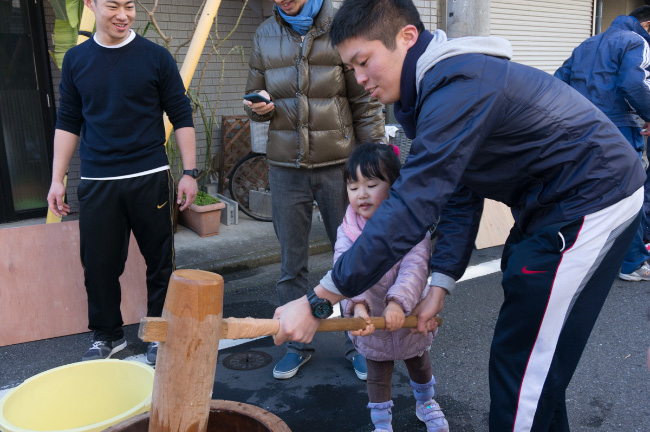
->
[[244, 93, 271, 104]]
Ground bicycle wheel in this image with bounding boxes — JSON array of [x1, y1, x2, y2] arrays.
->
[[228, 153, 273, 222]]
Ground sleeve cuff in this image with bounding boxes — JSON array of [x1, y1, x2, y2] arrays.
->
[[320, 271, 343, 296], [429, 272, 456, 294]]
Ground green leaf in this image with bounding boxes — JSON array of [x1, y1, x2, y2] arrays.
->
[[194, 191, 220, 206], [52, 19, 78, 70], [66, 0, 84, 29], [48, 0, 68, 21]]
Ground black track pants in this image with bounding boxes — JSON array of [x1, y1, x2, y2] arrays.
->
[[489, 188, 642, 432], [78, 170, 175, 341]]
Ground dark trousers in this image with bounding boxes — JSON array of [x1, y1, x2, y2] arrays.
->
[[618, 126, 649, 272], [78, 170, 175, 341], [269, 165, 357, 359], [490, 190, 642, 431], [366, 352, 433, 403]]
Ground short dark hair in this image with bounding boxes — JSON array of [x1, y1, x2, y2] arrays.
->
[[344, 143, 401, 186], [631, 6, 650, 23], [330, 0, 425, 50]]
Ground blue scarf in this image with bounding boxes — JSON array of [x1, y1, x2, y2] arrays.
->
[[278, 0, 323, 35], [394, 30, 433, 139]]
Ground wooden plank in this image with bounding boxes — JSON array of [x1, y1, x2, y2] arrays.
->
[[218, 115, 251, 194], [0, 220, 147, 346], [475, 199, 514, 250]]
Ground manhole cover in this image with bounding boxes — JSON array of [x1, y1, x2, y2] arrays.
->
[[222, 350, 272, 371]]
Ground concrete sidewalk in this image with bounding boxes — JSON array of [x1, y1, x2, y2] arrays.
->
[[174, 210, 332, 275], [3, 210, 332, 277]]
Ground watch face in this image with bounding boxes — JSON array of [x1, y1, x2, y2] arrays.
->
[[314, 302, 332, 318]]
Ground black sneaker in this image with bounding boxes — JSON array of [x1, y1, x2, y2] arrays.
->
[[81, 338, 127, 361], [146, 342, 159, 365]]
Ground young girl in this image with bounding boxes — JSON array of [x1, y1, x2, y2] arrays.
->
[[335, 143, 448, 432]]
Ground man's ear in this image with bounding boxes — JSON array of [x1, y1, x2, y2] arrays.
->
[[399, 25, 420, 50], [83, 0, 95, 12], [639, 20, 650, 32]]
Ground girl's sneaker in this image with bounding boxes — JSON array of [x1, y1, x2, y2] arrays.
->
[[415, 399, 449, 432]]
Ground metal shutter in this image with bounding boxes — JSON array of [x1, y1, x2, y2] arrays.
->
[[490, 0, 594, 74]]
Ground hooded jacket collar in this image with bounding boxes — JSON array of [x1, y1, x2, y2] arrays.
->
[[394, 30, 433, 138], [611, 15, 650, 45], [395, 29, 512, 139]]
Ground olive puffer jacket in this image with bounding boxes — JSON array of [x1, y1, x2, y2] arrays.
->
[[244, 0, 385, 168]]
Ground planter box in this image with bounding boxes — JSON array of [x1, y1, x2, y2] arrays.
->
[[179, 202, 226, 237]]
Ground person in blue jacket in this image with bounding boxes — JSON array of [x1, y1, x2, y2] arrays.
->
[[555, 6, 650, 282], [271, 0, 647, 430]]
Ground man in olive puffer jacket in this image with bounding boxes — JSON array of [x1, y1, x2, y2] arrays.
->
[[243, 0, 385, 381]]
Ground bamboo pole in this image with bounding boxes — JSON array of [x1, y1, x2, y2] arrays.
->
[[163, 0, 223, 142], [46, 5, 95, 224]]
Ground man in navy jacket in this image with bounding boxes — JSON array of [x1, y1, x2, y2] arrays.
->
[[555, 6, 650, 282], [272, 0, 646, 430]]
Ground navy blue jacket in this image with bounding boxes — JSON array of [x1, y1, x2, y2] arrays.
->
[[555, 16, 650, 128], [331, 53, 645, 297]]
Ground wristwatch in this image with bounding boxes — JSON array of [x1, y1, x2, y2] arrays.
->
[[306, 289, 333, 319], [182, 169, 200, 179]]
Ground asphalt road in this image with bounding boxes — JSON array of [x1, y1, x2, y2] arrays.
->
[[2, 246, 649, 431]]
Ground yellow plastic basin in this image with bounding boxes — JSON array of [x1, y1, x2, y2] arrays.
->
[[0, 360, 154, 432]]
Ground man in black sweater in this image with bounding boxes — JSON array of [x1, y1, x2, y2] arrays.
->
[[46, 0, 198, 364]]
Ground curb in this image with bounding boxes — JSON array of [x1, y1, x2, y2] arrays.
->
[[177, 239, 333, 275]]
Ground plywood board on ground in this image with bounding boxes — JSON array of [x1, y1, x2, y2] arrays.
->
[[0, 220, 147, 346], [475, 199, 514, 250]]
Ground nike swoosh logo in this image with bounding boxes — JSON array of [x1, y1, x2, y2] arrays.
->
[[157, 201, 168, 209], [522, 266, 547, 274]]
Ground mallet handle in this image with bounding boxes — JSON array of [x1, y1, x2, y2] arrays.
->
[[140, 315, 443, 342], [219, 315, 442, 340]]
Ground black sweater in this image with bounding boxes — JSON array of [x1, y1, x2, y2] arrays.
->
[[56, 34, 193, 178]]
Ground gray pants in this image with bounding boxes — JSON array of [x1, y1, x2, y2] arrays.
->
[[270, 164, 357, 359]]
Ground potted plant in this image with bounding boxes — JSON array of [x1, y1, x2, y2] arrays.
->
[[179, 191, 226, 237]]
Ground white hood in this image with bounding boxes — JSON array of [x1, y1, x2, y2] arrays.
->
[[415, 30, 513, 92]]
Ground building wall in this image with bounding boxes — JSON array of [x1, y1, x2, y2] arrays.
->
[[602, 0, 645, 30], [45, 0, 262, 212], [490, 0, 594, 74], [46, 0, 438, 213]]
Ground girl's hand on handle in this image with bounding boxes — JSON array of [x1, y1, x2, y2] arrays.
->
[[411, 285, 447, 336], [383, 301, 405, 332], [350, 304, 375, 336]]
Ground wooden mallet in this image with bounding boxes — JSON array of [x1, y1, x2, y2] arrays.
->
[[138, 269, 442, 432]]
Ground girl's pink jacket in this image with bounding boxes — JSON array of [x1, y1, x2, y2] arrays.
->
[[336, 205, 435, 361]]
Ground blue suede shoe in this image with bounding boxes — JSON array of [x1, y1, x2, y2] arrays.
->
[[351, 354, 367, 380], [273, 353, 311, 379]]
